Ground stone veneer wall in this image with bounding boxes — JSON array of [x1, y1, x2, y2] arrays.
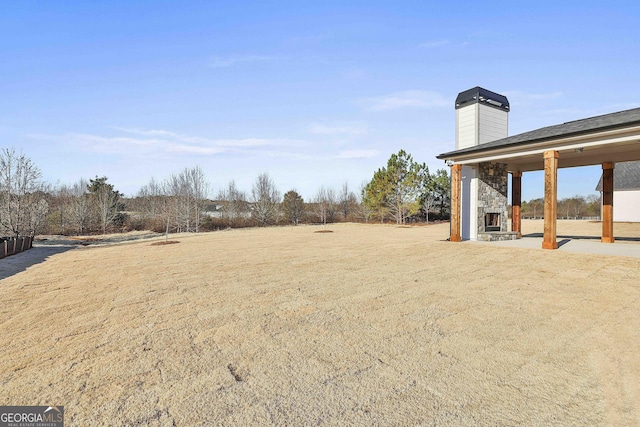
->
[[477, 162, 508, 234]]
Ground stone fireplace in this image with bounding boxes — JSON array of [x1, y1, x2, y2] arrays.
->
[[476, 161, 519, 241], [449, 86, 520, 241]]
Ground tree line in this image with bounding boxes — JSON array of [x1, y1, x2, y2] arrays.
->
[[520, 195, 601, 219], [0, 149, 364, 236], [0, 147, 453, 237], [7, 146, 607, 238]]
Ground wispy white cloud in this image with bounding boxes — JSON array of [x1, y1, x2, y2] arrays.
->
[[116, 128, 272, 150], [74, 133, 161, 147], [209, 54, 272, 69], [28, 128, 310, 160], [216, 138, 271, 147], [167, 145, 225, 155], [361, 90, 448, 111], [309, 122, 367, 136], [263, 150, 312, 160], [113, 127, 217, 145], [41, 133, 164, 155], [335, 150, 379, 159], [112, 127, 178, 137], [116, 128, 307, 150], [107, 128, 225, 154]]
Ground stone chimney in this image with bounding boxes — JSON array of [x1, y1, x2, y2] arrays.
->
[[454, 87, 511, 241]]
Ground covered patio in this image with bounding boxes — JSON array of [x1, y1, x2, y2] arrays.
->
[[471, 219, 640, 258], [438, 107, 640, 249]]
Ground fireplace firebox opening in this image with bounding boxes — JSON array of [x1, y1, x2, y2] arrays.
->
[[485, 213, 501, 232]]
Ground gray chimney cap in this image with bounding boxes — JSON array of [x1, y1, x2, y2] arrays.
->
[[455, 87, 510, 112]]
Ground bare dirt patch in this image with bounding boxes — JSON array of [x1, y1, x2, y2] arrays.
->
[[150, 241, 180, 246], [36, 230, 163, 247], [1, 222, 640, 425]]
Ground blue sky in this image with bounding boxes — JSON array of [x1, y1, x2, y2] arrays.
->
[[2, 1, 640, 201]]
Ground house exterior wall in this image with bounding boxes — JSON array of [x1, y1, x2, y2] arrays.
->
[[613, 190, 640, 222]]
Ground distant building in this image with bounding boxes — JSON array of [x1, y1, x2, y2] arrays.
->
[[596, 161, 640, 222]]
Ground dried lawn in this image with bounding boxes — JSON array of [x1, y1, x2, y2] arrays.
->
[[1, 221, 640, 425]]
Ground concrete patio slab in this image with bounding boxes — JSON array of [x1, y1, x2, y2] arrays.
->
[[470, 236, 640, 258]]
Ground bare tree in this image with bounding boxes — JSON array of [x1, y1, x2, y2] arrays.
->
[[167, 171, 191, 232], [418, 168, 436, 223], [46, 179, 90, 235], [187, 166, 210, 232], [313, 186, 338, 224], [523, 198, 544, 219], [325, 187, 338, 223], [0, 148, 49, 237], [68, 179, 91, 234], [135, 167, 209, 236], [339, 182, 358, 221], [167, 174, 182, 231], [136, 177, 170, 233], [585, 194, 601, 218], [570, 195, 586, 218], [314, 186, 329, 225], [166, 167, 210, 232], [136, 177, 163, 219], [218, 180, 248, 227], [422, 194, 437, 223], [157, 180, 173, 240], [251, 172, 281, 226], [49, 184, 72, 235]]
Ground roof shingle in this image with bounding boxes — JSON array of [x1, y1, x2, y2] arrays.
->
[[438, 107, 640, 159], [595, 161, 640, 191]]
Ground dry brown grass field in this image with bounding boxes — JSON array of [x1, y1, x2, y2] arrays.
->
[[1, 220, 640, 426]]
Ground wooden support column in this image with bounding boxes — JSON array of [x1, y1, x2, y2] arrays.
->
[[450, 164, 462, 242], [542, 150, 559, 250], [602, 162, 615, 243], [511, 171, 522, 238]]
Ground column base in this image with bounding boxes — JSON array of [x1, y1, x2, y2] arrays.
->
[[542, 241, 558, 250], [601, 237, 615, 243], [450, 236, 462, 242]]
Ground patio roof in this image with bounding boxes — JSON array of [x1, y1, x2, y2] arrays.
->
[[437, 107, 640, 172]]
